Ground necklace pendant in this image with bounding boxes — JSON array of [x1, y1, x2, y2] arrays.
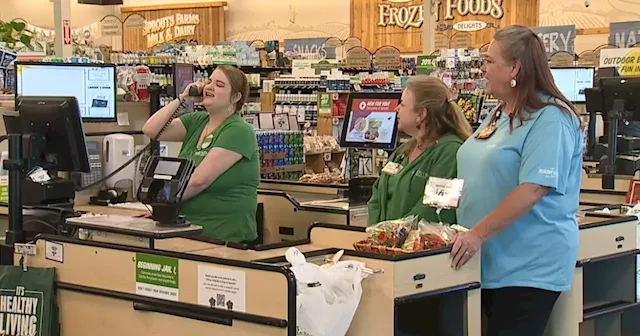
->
[[475, 124, 497, 139]]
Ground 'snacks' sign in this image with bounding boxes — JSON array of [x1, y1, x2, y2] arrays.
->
[[378, 0, 504, 30], [143, 13, 200, 48]]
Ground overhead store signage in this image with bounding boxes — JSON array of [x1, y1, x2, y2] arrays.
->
[[292, 59, 339, 77], [599, 48, 640, 77], [453, 20, 488, 32], [378, 0, 424, 29], [100, 16, 122, 36], [344, 47, 372, 70], [143, 13, 200, 48], [284, 38, 336, 59], [374, 46, 402, 70], [531, 25, 576, 57], [436, 0, 505, 21], [123, 14, 145, 29], [609, 21, 640, 48]]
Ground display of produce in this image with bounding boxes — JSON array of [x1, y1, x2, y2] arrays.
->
[[257, 130, 305, 180], [354, 216, 468, 255]]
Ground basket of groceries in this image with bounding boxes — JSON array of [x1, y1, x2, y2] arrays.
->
[[354, 216, 468, 255]]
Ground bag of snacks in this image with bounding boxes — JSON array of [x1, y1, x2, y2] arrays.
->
[[365, 216, 418, 248], [355, 216, 468, 255]]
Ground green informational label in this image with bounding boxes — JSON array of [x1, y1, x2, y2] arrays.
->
[[416, 55, 436, 75], [318, 92, 332, 116], [135, 254, 179, 301]]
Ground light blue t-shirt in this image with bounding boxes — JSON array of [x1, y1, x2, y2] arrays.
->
[[457, 100, 582, 292]]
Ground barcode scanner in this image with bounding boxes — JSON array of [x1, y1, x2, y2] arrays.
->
[[189, 86, 202, 97]]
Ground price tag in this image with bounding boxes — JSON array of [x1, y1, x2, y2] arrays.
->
[[423, 177, 464, 209], [14, 243, 36, 256]]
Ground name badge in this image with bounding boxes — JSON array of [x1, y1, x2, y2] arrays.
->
[[423, 177, 464, 209], [382, 162, 403, 175]]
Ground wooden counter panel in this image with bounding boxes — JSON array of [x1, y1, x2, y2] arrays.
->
[[76, 204, 147, 217], [192, 243, 327, 262], [394, 251, 480, 298], [310, 226, 367, 250], [342, 256, 395, 336], [58, 290, 287, 336], [26, 239, 290, 321], [154, 237, 220, 253], [578, 219, 637, 260]]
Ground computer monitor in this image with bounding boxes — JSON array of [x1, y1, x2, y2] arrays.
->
[[15, 62, 117, 122], [11, 96, 90, 173], [550, 67, 594, 103], [340, 92, 401, 150], [585, 77, 640, 189]]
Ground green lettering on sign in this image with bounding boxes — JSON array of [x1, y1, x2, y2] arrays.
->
[[135, 254, 179, 289]]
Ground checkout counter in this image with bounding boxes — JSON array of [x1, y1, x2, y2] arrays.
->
[[19, 206, 482, 335], [11, 200, 638, 336], [257, 180, 370, 244]]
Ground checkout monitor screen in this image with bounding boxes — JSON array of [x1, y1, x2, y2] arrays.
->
[[15, 63, 117, 122], [550, 67, 594, 103], [340, 93, 401, 150]]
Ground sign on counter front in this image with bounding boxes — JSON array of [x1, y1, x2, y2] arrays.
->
[[531, 25, 576, 57], [609, 21, 640, 48]]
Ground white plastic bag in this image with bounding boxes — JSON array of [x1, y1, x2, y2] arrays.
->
[[286, 248, 369, 336]]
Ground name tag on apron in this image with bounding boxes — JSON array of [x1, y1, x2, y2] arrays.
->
[[382, 162, 403, 175]]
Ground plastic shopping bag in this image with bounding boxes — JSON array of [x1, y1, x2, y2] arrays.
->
[[286, 248, 369, 336], [0, 257, 59, 336]]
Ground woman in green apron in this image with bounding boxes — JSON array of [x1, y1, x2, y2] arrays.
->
[[367, 76, 472, 226], [142, 65, 259, 243]]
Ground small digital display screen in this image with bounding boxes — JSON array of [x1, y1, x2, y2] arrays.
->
[[154, 160, 181, 176]]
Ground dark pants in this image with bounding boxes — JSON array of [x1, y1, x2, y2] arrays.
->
[[482, 287, 560, 336]]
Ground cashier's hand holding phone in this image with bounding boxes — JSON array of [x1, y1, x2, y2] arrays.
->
[[179, 82, 206, 102]]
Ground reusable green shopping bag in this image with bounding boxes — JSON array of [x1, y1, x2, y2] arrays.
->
[[0, 256, 58, 336]]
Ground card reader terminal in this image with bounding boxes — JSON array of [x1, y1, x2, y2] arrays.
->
[[137, 156, 195, 227]]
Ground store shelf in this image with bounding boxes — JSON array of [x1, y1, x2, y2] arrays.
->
[[583, 300, 640, 320], [305, 149, 346, 156]]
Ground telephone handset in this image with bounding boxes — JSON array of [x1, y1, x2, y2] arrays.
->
[[189, 86, 202, 97]]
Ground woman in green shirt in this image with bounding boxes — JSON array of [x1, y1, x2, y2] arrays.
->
[[142, 65, 259, 243], [368, 76, 472, 226]]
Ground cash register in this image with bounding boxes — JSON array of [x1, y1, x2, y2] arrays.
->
[[137, 156, 195, 227]]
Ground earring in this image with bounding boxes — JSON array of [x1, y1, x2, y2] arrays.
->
[[510, 79, 517, 88]]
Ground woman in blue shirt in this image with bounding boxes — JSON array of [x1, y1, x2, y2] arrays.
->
[[451, 25, 583, 336]]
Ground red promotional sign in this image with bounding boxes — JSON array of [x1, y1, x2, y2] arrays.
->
[[63, 20, 71, 45]]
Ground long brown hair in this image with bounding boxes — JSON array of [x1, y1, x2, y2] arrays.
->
[[216, 65, 250, 112], [493, 25, 579, 128], [404, 76, 472, 153]]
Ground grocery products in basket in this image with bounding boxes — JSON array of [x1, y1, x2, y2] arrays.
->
[[354, 216, 467, 255]]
